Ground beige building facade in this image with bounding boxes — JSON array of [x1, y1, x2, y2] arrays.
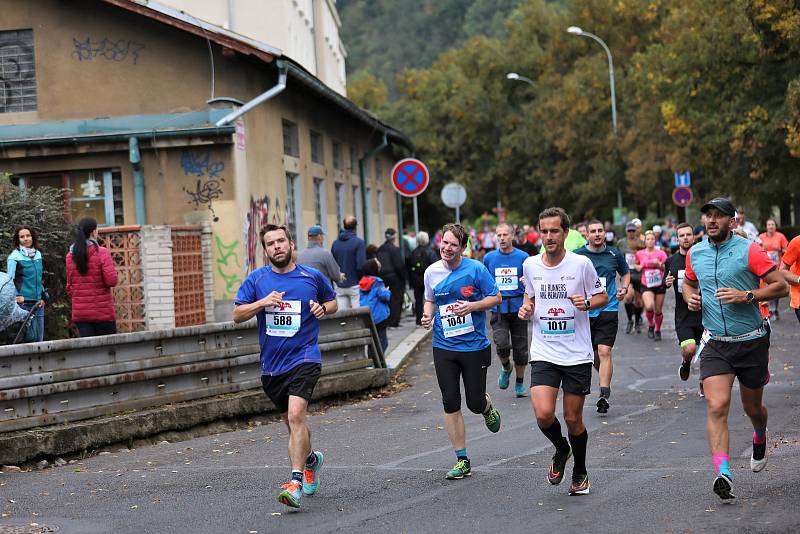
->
[[0, 0, 410, 320], [156, 0, 348, 95]]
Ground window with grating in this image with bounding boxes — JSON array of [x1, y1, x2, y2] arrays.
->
[[282, 119, 299, 156], [0, 29, 37, 113], [310, 130, 324, 164], [332, 141, 342, 170]]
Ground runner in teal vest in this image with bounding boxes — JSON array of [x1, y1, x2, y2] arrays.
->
[[682, 197, 788, 501]]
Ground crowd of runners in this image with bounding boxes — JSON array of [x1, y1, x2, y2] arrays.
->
[[232, 197, 800, 509]]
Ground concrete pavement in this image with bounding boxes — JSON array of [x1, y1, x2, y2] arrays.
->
[[1, 299, 799, 533]]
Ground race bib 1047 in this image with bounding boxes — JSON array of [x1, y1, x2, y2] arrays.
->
[[438, 303, 475, 338], [265, 300, 301, 337], [495, 266, 519, 291]]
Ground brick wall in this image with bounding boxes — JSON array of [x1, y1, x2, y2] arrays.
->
[[201, 222, 216, 324], [141, 226, 176, 330]]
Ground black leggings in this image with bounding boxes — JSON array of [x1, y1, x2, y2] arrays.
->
[[433, 346, 491, 414]]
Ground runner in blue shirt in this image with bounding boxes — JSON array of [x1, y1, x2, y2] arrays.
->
[[483, 223, 530, 397], [234, 224, 337, 510], [575, 220, 630, 415], [422, 223, 502, 480]]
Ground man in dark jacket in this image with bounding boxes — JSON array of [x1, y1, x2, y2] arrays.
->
[[331, 216, 366, 310], [406, 231, 438, 325], [377, 228, 406, 327]]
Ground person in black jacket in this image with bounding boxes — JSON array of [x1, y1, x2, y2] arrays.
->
[[406, 231, 439, 325], [377, 228, 406, 327]]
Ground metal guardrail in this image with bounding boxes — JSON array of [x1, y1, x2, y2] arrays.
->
[[0, 307, 384, 433]]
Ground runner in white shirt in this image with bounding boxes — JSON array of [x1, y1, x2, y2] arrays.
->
[[519, 207, 608, 495]]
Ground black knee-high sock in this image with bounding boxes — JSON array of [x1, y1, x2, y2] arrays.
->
[[624, 303, 634, 320], [569, 430, 589, 476], [634, 306, 643, 323], [539, 419, 569, 453]]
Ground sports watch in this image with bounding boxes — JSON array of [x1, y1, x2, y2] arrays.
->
[[584, 298, 591, 310], [745, 291, 755, 304]]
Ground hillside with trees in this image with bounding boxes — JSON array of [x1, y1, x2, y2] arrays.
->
[[341, 0, 800, 230]]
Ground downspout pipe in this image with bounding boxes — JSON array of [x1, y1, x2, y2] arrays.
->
[[359, 133, 389, 244], [129, 137, 146, 224], [215, 60, 288, 126]]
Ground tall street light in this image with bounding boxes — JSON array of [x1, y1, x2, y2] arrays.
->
[[506, 72, 536, 88], [567, 25, 622, 210]]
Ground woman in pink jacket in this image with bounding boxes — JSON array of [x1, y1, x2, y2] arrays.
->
[[66, 218, 119, 337]]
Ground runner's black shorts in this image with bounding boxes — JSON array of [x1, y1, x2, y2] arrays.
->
[[261, 362, 322, 413], [433, 346, 491, 414], [530, 360, 591, 396], [676, 322, 704, 347], [641, 284, 667, 295], [630, 271, 642, 292], [700, 334, 770, 390], [589, 311, 618, 348], [490, 312, 529, 365]]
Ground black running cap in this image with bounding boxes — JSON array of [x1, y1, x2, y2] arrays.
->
[[700, 197, 736, 217]]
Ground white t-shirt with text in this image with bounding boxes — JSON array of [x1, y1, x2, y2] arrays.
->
[[523, 251, 605, 366]]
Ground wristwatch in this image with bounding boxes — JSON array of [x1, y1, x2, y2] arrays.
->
[[745, 291, 755, 304], [584, 298, 591, 311], [320, 303, 328, 314]]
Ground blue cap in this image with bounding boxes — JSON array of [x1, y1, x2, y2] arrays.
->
[[307, 225, 325, 237]]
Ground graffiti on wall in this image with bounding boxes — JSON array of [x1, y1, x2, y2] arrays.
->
[[214, 235, 243, 299], [244, 195, 289, 272], [181, 150, 225, 221], [72, 37, 145, 64], [0, 31, 36, 113]]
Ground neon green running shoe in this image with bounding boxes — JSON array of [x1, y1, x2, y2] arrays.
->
[[483, 405, 501, 433], [445, 459, 472, 480]]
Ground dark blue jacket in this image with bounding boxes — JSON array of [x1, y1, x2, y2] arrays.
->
[[331, 229, 366, 288]]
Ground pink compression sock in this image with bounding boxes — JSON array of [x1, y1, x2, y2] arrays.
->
[[654, 313, 664, 332], [645, 310, 655, 327]]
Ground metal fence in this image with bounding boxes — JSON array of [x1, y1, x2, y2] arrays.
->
[[0, 308, 384, 433]]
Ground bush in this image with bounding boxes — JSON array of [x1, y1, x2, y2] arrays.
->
[[0, 173, 73, 340]]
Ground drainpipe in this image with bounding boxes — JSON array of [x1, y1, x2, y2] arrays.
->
[[359, 133, 389, 244], [215, 60, 288, 126], [129, 137, 146, 224]]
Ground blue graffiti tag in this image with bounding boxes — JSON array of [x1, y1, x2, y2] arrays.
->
[[180, 150, 224, 178]]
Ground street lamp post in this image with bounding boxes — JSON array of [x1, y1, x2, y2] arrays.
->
[[567, 26, 622, 211], [506, 72, 536, 88]]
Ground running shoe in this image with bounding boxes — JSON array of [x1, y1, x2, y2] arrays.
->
[[697, 382, 705, 398], [751, 431, 768, 472], [712, 473, 735, 500], [568, 473, 590, 495], [278, 480, 302, 508], [498, 366, 511, 389], [654, 331, 661, 342], [514, 382, 528, 398], [679, 361, 691, 381], [302, 450, 324, 495], [596, 396, 609, 414], [483, 405, 501, 433], [635, 322, 643, 334], [547, 447, 572, 485], [446, 459, 471, 480], [647, 327, 655, 339], [625, 320, 634, 334]]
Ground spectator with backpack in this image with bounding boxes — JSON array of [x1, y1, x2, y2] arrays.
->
[[406, 231, 438, 325], [359, 258, 391, 352]]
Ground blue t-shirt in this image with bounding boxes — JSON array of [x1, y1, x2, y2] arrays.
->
[[235, 264, 336, 376], [423, 258, 498, 352], [575, 244, 629, 316], [483, 247, 528, 314]]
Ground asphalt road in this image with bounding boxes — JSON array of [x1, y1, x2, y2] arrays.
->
[[2, 300, 800, 534]]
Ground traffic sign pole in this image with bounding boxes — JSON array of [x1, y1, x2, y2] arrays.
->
[[413, 197, 419, 234]]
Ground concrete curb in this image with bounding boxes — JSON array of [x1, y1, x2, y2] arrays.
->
[[0, 367, 390, 466], [385, 326, 431, 375]]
